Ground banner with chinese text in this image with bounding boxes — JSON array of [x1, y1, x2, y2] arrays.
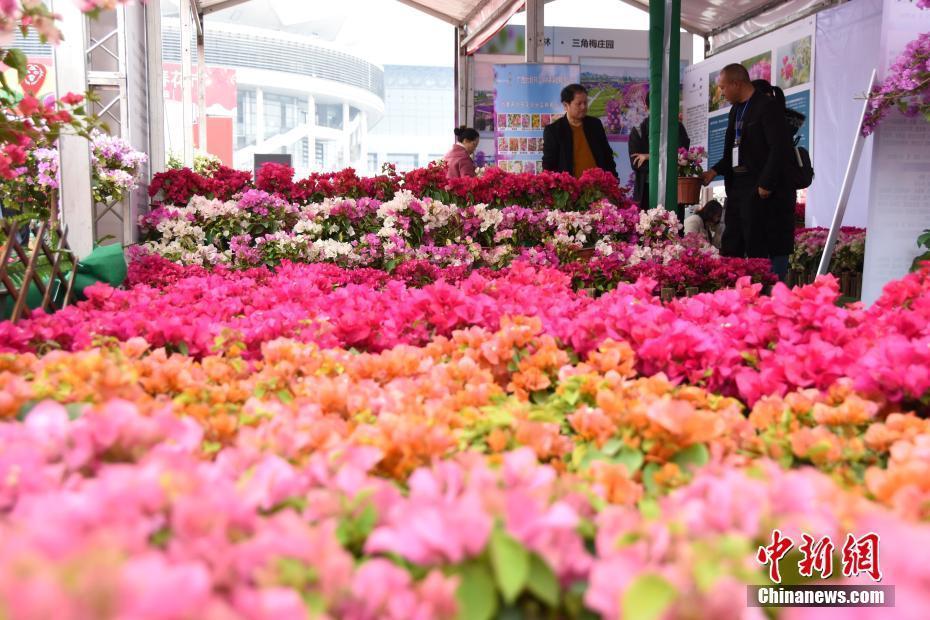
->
[[493, 63, 579, 173]]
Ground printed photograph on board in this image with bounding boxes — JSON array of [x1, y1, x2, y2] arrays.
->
[[742, 51, 773, 83], [580, 66, 650, 139], [708, 69, 726, 112], [474, 91, 495, 132], [776, 36, 812, 89]]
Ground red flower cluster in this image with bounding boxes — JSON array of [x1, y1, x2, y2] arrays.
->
[[148, 165, 252, 205], [292, 166, 401, 203], [148, 162, 627, 211], [254, 162, 295, 195], [407, 164, 626, 211]]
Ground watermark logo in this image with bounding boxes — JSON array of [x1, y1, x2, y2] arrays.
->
[[756, 530, 882, 584], [750, 531, 893, 608]]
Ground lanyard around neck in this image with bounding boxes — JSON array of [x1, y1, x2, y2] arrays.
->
[[735, 98, 751, 140]]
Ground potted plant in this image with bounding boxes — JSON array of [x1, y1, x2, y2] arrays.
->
[[677, 146, 706, 205]]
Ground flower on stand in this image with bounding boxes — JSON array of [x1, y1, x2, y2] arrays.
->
[[677, 146, 707, 178], [0, 147, 61, 221], [862, 10, 930, 136], [90, 130, 147, 204]]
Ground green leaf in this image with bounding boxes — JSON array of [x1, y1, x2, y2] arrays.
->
[[526, 552, 560, 607], [612, 447, 644, 473], [637, 498, 661, 521], [671, 444, 710, 470], [64, 403, 85, 420], [642, 462, 660, 494], [176, 341, 189, 356], [621, 573, 678, 620], [601, 438, 623, 456], [489, 528, 530, 604], [4, 49, 28, 81], [202, 440, 222, 455], [579, 447, 606, 469], [916, 230, 930, 248], [456, 562, 498, 620], [15, 400, 39, 421]]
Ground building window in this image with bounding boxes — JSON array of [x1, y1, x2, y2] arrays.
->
[[387, 153, 418, 172], [316, 103, 344, 130], [236, 89, 257, 149], [367, 152, 378, 174]]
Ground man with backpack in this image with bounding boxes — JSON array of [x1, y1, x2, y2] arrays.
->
[[701, 64, 800, 281]]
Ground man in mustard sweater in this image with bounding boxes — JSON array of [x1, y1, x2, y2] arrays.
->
[[542, 84, 618, 179]]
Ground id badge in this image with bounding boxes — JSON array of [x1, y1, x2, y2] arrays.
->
[[732, 146, 740, 167]]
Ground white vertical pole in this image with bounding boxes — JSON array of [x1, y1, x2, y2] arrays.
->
[[197, 21, 208, 155], [525, 0, 545, 63], [656, 0, 674, 210], [146, 0, 166, 175], [179, 0, 194, 166], [51, 0, 94, 258], [454, 27, 464, 125]]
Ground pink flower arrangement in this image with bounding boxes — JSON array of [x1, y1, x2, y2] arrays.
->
[[4, 257, 930, 410], [862, 3, 930, 136], [677, 146, 707, 177]]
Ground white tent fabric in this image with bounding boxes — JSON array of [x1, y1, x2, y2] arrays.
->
[[195, 0, 843, 51]]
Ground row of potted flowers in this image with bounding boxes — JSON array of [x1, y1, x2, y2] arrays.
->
[[787, 227, 867, 298], [2, 256, 929, 409], [138, 180, 781, 296], [149, 162, 626, 213], [138, 189, 644, 269]]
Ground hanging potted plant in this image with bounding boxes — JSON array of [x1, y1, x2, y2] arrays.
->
[[677, 146, 706, 205]]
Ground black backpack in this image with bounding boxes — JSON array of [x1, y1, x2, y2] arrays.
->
[[785, 136, 814, 190]]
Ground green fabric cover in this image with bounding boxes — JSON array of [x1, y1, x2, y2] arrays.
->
[[1, 243, 127, 319]]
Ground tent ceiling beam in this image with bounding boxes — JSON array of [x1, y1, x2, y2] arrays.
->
[[395, 0, 464, 25], [461, 0, 494, 25]]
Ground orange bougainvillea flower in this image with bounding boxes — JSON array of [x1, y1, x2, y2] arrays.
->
[[587, 460, 643, 505], [585, 339, 637, 379], [789, 426, 844, 466], [567, 406, 617, 447]]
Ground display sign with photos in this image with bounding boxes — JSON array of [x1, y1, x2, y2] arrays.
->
[[493, 63, 579, 173]]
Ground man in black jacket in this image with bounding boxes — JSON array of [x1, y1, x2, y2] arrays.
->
[[542, 84, 618, 178], [702, 64, 795, 280]]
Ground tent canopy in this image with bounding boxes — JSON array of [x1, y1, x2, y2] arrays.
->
[[196, 0, 837, 54], [195, 0, 834, 52]]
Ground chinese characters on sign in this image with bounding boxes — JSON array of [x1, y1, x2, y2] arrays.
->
[[757, 531, 882, 584], [571, 38, 615, 49]]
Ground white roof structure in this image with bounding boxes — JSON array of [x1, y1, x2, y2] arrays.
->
[[195, 0, 845, 54]]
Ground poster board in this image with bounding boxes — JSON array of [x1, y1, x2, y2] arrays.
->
[[682, 17, 815, 180], [493, 63, 579, 173]]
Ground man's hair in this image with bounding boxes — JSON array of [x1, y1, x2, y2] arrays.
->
[[560, 84, 588, 104], [720, 63, 751, 84]]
